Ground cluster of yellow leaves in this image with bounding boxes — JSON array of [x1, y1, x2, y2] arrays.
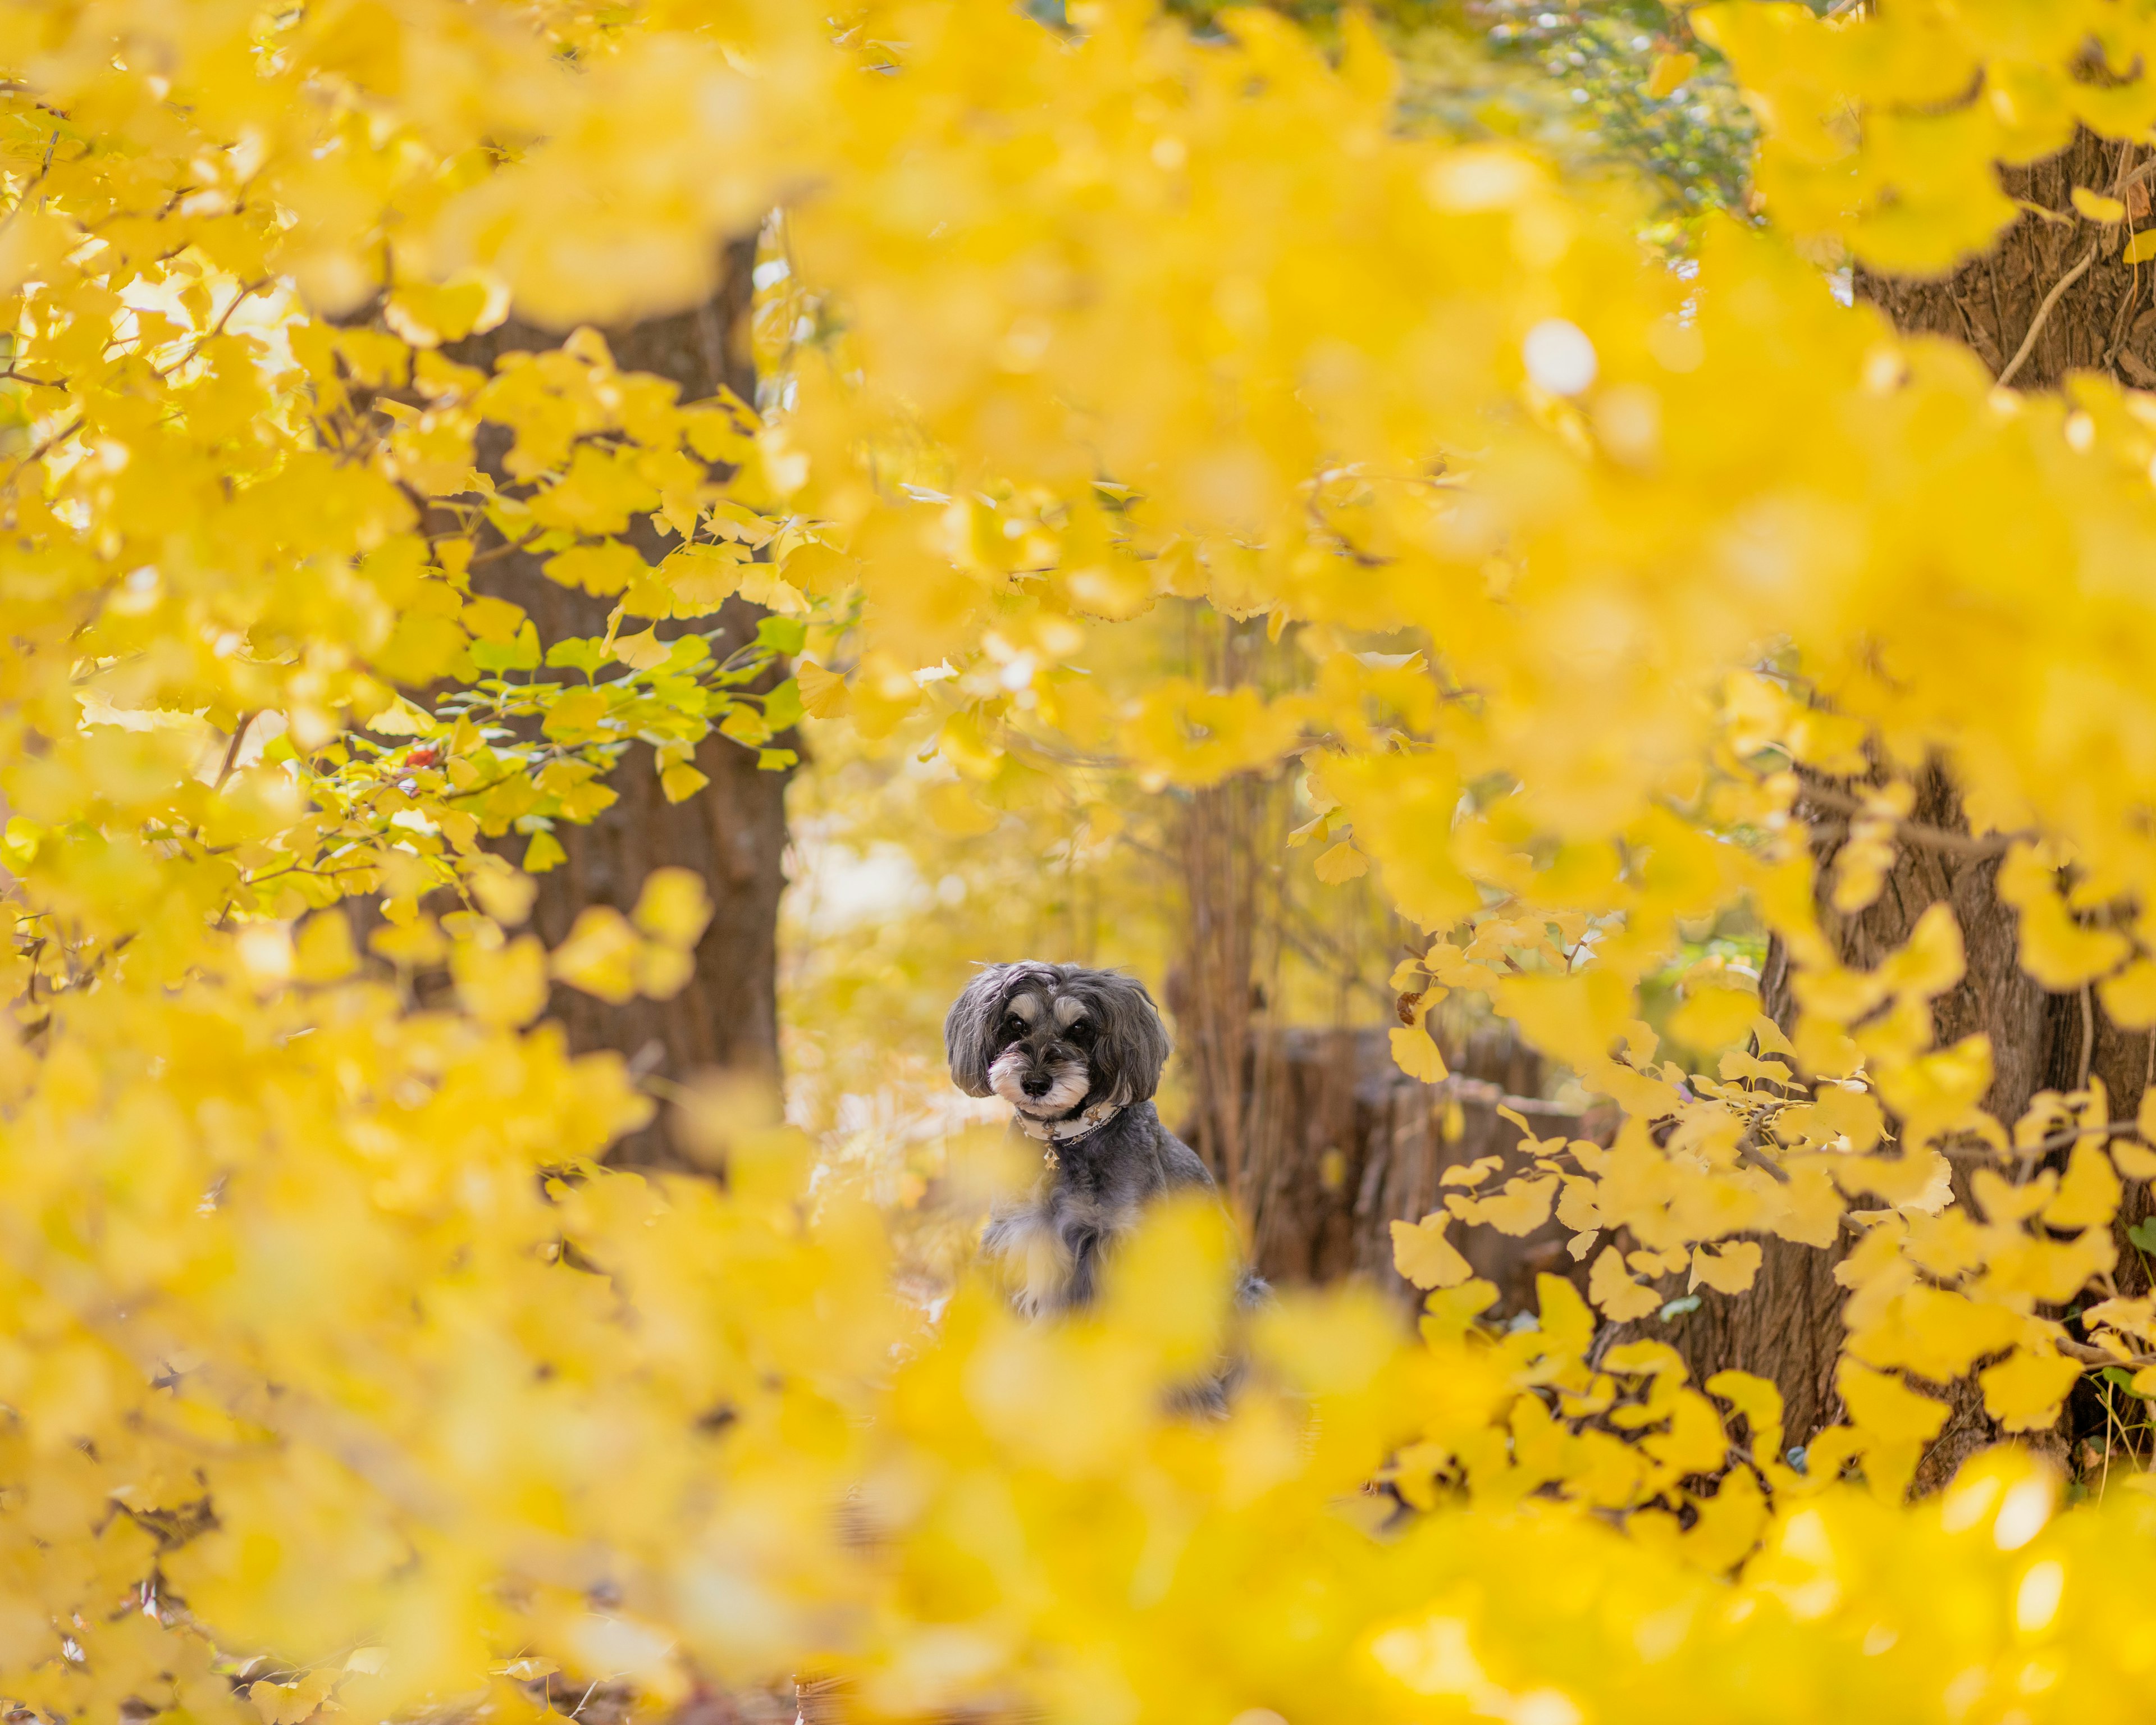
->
[[1700, 0, 2156, 273], [10, 0, 2156, 1720]]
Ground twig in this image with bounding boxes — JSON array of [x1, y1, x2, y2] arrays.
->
[[1999, 241, 2100, 386], [1784, 775, 2022, 858], [213, 711, 258, 792], [1944, 1118, 2140, 1162], [2061, 1337, 2156, 1370]]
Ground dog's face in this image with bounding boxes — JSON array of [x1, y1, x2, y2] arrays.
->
[[945, 963, 1170, 1118]]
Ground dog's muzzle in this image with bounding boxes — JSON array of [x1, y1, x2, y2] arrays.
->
[[988, 1047, 1091, 1117]]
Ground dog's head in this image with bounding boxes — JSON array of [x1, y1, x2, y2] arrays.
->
[[945, 962, 1171, 1119]]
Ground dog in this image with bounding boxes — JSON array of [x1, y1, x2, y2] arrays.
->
[[945, 961, 1264, 1322]]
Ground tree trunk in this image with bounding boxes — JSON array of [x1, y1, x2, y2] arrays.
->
[[1238, 1026, 1600, 1312], [448, 238, 793, 1167], [1658, 132, 2155, 1487]]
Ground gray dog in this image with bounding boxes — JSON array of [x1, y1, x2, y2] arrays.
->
[[945, 961, 1261, 1319]]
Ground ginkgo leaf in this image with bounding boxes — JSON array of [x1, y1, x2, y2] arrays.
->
[[2100, 958, 2156, 1025], [1588, 1245, 1663, 1321], [1440, 1155, 1504, 1190], [1446, 1175, 1557, 1236], [2128, 229, 2156, 266], [796, 660, 849, 718], [928, 781, 1002, 837], [633, 868, 714, 948], [523, 829, 567, 874], [453, 934, 549, 1028], [1837, 1362, 1948, 1444], [612, 627, 671, 670], [2072, 186, 2127, 223], [1644, 51, 1700, 100], [1391, 1213, 1473, 1289], [1689, 1241, 1762, 1295], [1313, 840, 1368, 884], [2113, 1139, 2156, 1180], [551, 906, 643, 1002], [1389, 1023, 1448, 1083], [2042, 1142, 2121, 1230], [1978, 1348, 2083, 1432], [660, 763, 710, 802]]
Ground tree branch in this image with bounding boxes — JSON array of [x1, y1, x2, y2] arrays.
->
[[1998, 241, 2100, 387]]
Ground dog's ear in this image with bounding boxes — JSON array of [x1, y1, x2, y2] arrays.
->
[[945, 965, 1015, 1097], [1088, 971, 1172, 1106]]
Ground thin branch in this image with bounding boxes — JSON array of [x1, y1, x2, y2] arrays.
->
[[1788, 775, 2023, 858], [1943, 1118, 2140, 1162], [213, 711, 258, 792], [2061, 1337, 2156, 1370], [1998, 241, 2100, 387]]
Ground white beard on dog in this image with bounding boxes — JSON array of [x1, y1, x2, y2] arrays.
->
[[988, 1045, 1091, 1117]]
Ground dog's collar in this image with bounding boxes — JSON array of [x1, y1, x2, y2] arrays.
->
[[1013, 1099, 1123, 1159]]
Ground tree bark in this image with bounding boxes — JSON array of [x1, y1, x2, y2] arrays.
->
[[448, 238, 793, 1167], [1657, 132, 2155, 1487]]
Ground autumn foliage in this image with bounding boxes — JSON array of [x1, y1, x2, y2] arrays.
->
[[8, 2, 2156, 1722]]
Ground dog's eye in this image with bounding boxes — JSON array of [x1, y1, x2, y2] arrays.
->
[[1066, 1018, 1093, 1042], [1001, 1013, 1026, 1037]]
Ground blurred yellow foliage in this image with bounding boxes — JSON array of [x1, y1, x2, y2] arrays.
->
[[2, 1, 2156, 1721]]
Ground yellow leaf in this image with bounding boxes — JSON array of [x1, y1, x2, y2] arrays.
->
[[927, 780, 1002, 837], [2100, 959, 2156, 1026], [293, 912, 358, 983], [1313, 839, 1368, 884], [1688, 1240, 1762, 1295], [2127, 228, 2156, 265], [523, 829, 567, 873], [2001, 850, 2129, 987], [1390, 1212, 1473, 1289], [1588, 1245, 1662, 1321], [796, 660, 849, 718], [1705, 1370, 1784, 1459], [551, 905, 642, 1002], [1837, 1361, 1948, 1444], [471, 864, 538, 926], [1978, 1348, 2083, 1433], [1668, 982, 1758, 1051], [1645, 51, 1700, 101], [463, 594, 527, 642], [2042, 1142, 2121, 1230], [2073, 186, 2127, 223], [660, 763, 710, 802], [452, 934, 549, 1028], [2113, 1139, 2156, 1180], [2082, 1296, 2156, 1341], [1445, 1175, 1557, 1236], [613, 627, 670, 670], [632, 867, 714, 948], [1389, 1023, 1448, 1083]]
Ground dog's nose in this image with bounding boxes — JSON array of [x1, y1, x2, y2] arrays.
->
[[1021, 1071, 1052, 1097]]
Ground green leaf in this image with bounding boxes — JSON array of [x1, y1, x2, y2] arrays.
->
[[469, 625, 540, 673], [662, 634, 711, 673], [755, 615, 807, 656], [545, 637, 611, 676], [522, 829, 565, 873], [2127, 1218, 2156, 1253], [1659, 1295, 1702, 1321], [761, 678, 803, 731]]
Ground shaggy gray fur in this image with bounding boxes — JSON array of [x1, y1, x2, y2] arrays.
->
[[945, 961, 1262, 1319]]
